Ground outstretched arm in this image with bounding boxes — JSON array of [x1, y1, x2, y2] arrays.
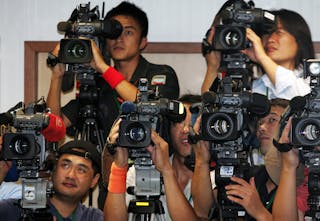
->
[[201, 27, 221, 93], [242, 28, 278, 85], [191, 139, 214, 218], [272, 119, 299, 221], [46, 44, 72, 127], [90, 40, 138, 101], [104, 119, 129, 221]]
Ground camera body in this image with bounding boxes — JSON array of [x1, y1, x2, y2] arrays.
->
[[0, 99, 54, 211], [118, 114, 152, 149], [0, 105, 49, 176], [212, 0, 275, 51], [201, 94, 245, 142], [290, 59, 320, 148], [58, 3, 122, 64], [118, 78, 184, 148], [199, 77, 269, 219]]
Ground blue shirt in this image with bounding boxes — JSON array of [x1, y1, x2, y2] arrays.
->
[[0, 182, 22, 200], [0, 199, 103, 221]]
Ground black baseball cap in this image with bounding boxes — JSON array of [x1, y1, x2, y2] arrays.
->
[[58, 140, 101, 173]]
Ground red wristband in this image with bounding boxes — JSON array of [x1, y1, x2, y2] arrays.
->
[[108, 162, 128, 193], [102, 67, 125, 89]]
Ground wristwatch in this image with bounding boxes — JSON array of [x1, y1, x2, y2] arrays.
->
[[46, 52, 59, 67]]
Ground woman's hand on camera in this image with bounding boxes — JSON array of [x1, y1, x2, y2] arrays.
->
[[241, 28, 268, 64]]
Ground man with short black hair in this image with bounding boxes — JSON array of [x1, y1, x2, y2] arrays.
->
[[46, 1, 180, 208], [0, 140, 103, 221]]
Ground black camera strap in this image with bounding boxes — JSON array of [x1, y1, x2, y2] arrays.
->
[[272, 139, 293, 152]]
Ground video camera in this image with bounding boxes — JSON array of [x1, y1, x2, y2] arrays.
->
[[116, 78, 184, 212], [211, 0, 275, 51], [202, 0, 276, 90], [56, 3, 122, 152], [289, 59, 320, 147], [56, 2, 122, 100], [0, 98, 54, 213], [280, 59, 320, 219], [57, 2, 122, 64], [194, 78, 269, 219], [118, 78, 185, 149], [197, 2, 273, 218]]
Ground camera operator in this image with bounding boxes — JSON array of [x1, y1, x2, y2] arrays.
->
[[47, 1, 180, 209], [104, 94, 212, 221], [104, 121, 199, 221], [223, 99, 306, 221], [47, 1, 179, 133], [191, 99, 308, 221], [201, 3, 314, 100], [0, 140, 103, 221]]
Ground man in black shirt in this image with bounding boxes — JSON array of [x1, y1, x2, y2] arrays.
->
[[47, 1, 179, 209]]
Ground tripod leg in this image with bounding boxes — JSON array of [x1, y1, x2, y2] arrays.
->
[[93, 122, 104, 153]]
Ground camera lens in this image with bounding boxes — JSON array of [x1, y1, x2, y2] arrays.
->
[[206, 113, 235, 140], [125, 122, 147, 144], [295, 118, 320, 146], [301, 124, 319, 141], [299, 123, 320, 141], [219, 26, 245, 50], [9, 135, 31, 155], [66, 40, 89, 59]]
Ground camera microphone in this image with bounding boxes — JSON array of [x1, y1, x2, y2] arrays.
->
[[57, 19, 122, 39], [202, 91, 217, 104], [41, 113, 66, 142], [0, 112, 13, 125], [57, 21, 73, 32], [120, 101, 137, 114]]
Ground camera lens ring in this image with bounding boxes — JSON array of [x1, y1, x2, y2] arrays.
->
[[206, 112, 235, 140], [9, 135, 31, 155], [219, 26, 245, 50], [64, 39, 90, 59], [294, 118, 320, 146], [125, 122, 148, 144]]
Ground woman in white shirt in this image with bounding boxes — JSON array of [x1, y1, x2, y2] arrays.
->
[[202, 8, 315, 100]]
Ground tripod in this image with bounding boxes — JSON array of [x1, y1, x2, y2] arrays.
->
[[127, 154, 166, 221], [75, 104, 105, 207], [128, 198, 165, 221], [75, 104, 105, 153]]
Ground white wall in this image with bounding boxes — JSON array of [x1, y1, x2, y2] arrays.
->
[[0, 0, 319, 111]]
